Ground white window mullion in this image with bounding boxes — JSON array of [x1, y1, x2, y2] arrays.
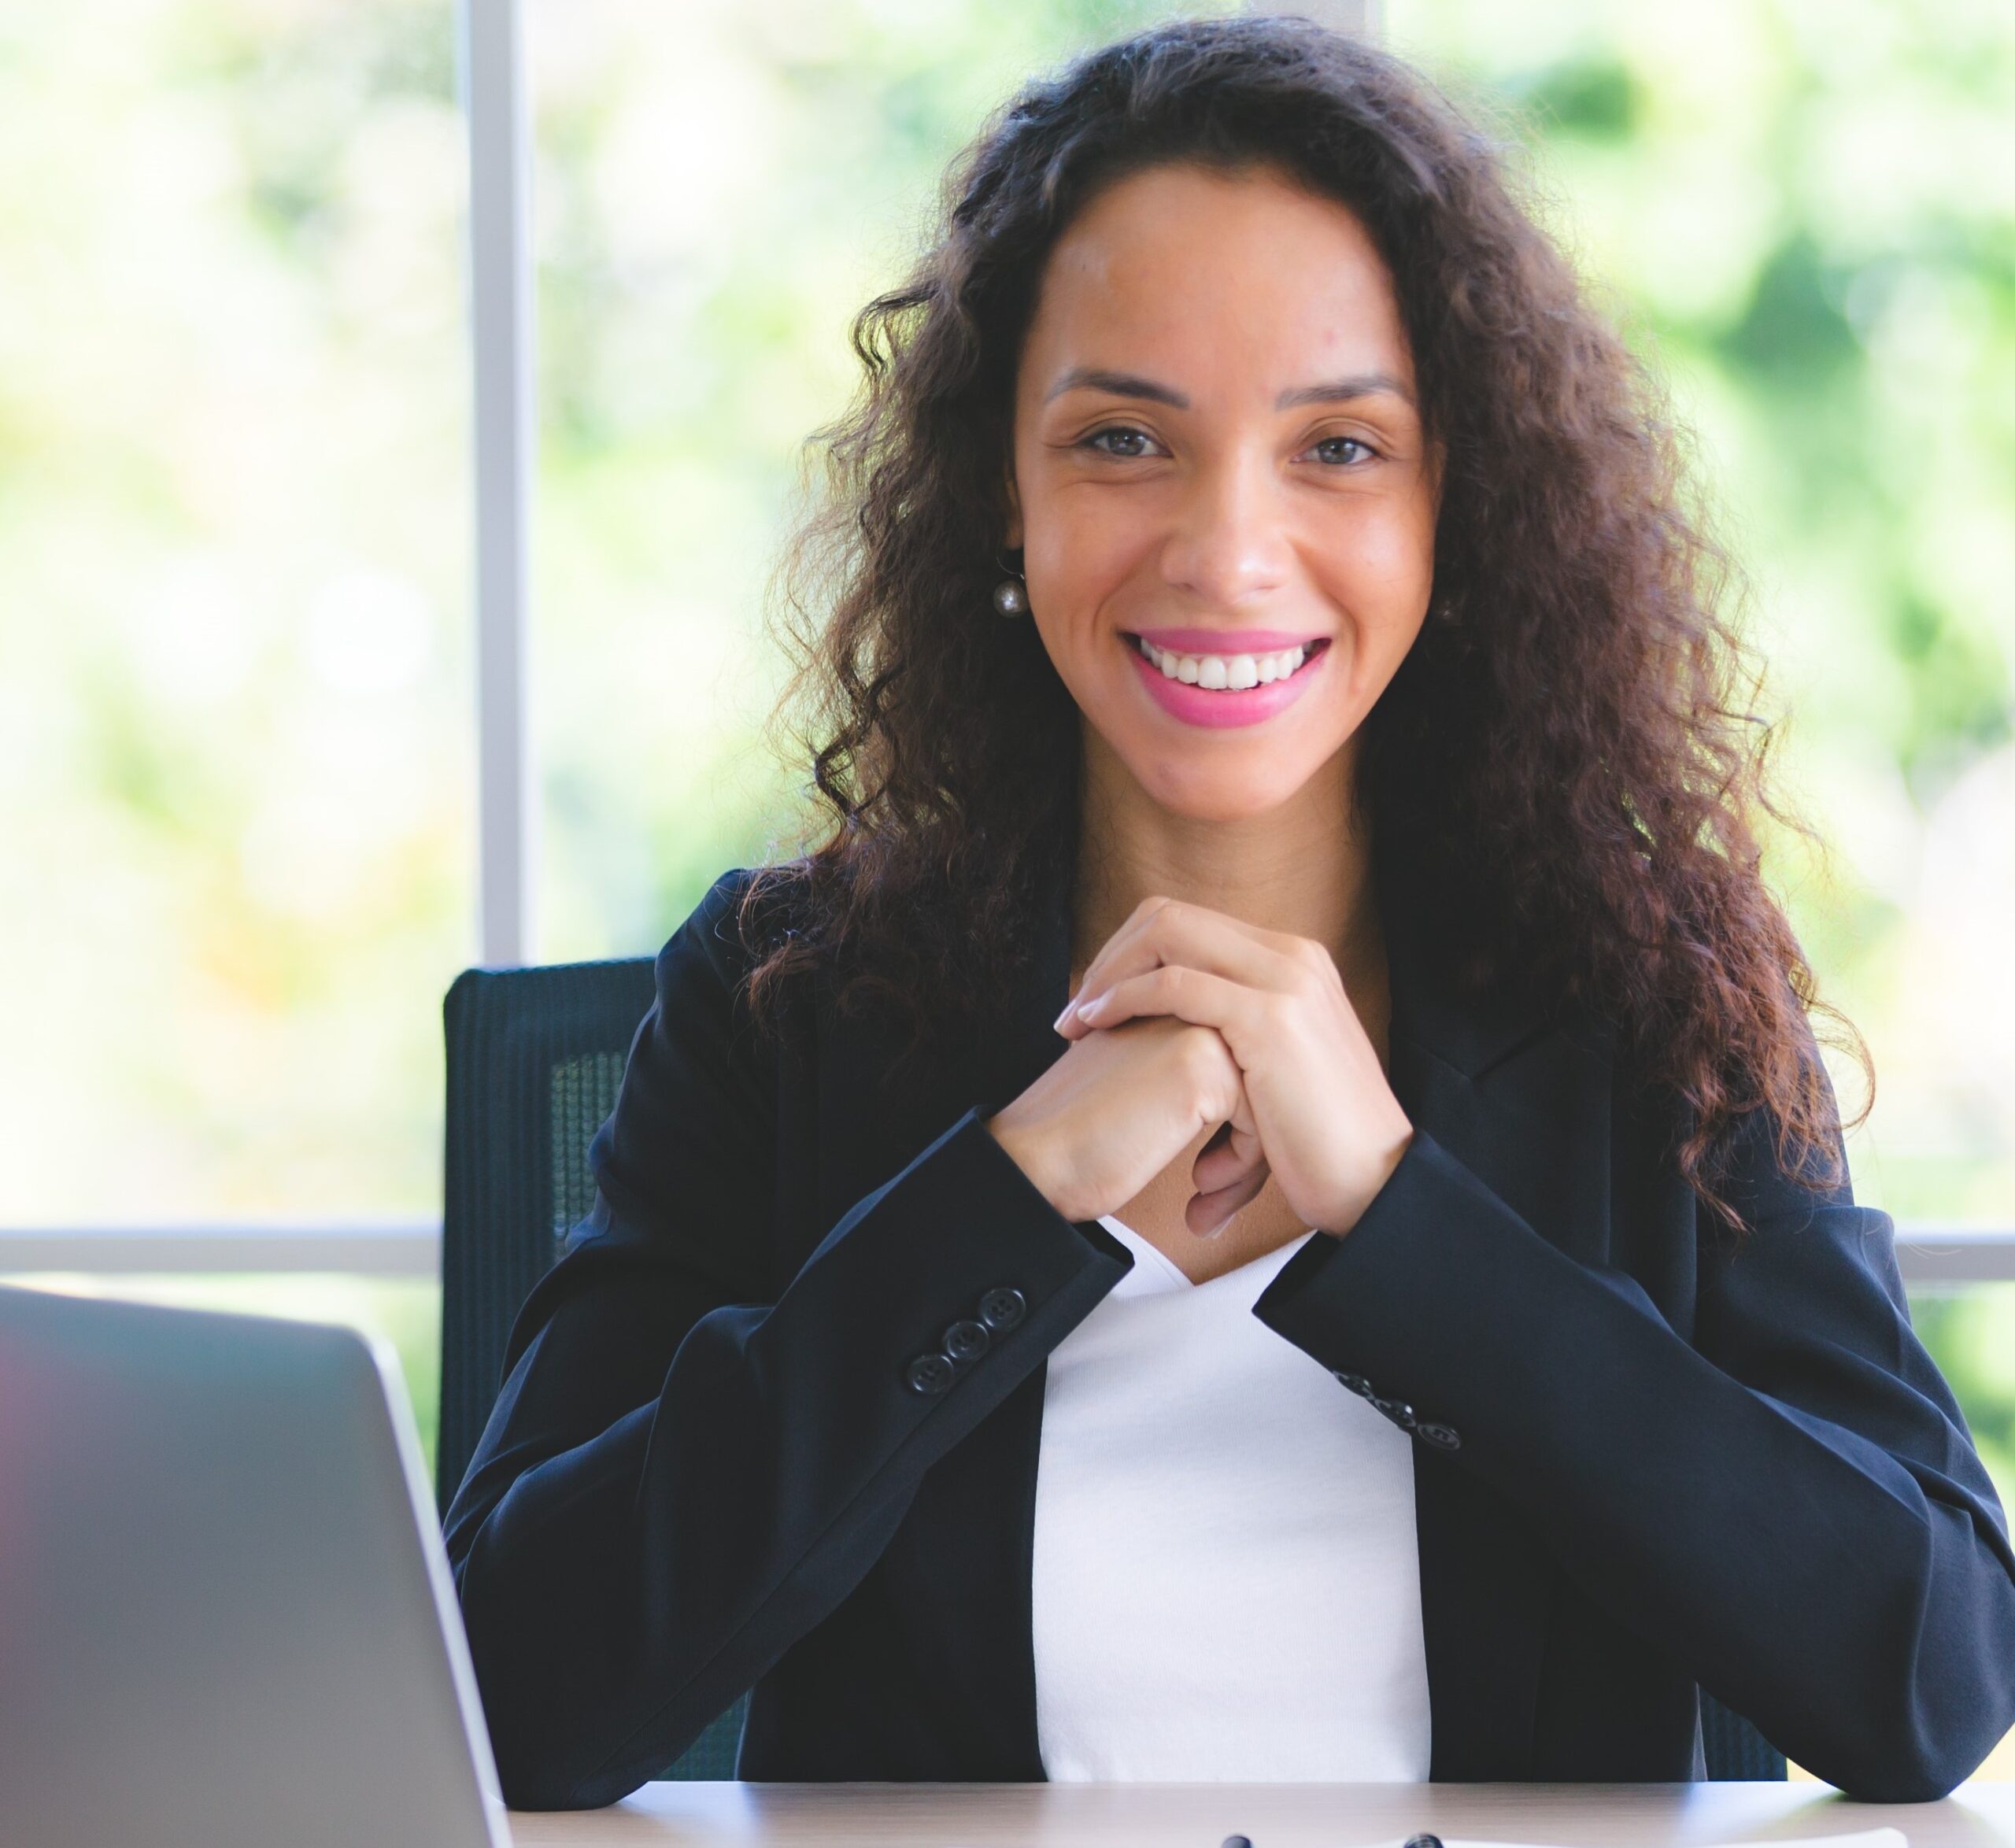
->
[[0, 1224, 441, 1278], [459, 0, 538, 970]]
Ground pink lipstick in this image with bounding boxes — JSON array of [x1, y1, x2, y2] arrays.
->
[[1122, 630, 1332, 730]]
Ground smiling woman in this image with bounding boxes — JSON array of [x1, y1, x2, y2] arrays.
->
[[440, 13, 2015, 1810], [733, 17, 1866, 1244]]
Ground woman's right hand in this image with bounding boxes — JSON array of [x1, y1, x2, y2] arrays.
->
[[982, 1015, 1266, 1235]]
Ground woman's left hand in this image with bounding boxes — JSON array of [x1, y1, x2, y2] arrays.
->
[[1056, 895, 1413, 1239]]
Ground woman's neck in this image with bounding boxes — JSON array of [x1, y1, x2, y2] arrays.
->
[[1068, 736, 1380, 992]]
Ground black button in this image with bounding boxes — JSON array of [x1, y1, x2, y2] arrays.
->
[[1403, 1835, 1445, 1848], [942, 1318, 990, 1364], [1331, 1369, 1372, 1396], [905, 1352, 956, 1395], [978, 1287, 1026, 1332], [1416, 1421, 1461, 1451]]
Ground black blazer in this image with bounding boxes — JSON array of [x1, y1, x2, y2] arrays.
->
[[442, 858, 2015, 1810]]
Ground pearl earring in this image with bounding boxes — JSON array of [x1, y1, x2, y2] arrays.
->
[[992, 547, 1027, 617]]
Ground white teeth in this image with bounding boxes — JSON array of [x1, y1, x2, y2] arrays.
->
[[1137, 637, 1309, 687]]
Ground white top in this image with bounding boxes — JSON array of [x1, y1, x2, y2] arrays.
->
[[1030, 1213, 1432, 1782]]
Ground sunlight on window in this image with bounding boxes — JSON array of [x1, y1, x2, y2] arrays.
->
[[0, 0, 469, 1222]]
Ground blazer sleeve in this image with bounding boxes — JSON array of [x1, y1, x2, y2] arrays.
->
[[1248, 1039, 2015, 1803], [440, 867, 1132, 1810]]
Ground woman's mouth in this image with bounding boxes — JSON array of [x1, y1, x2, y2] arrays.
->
[[1121, 630, 1333, 730]]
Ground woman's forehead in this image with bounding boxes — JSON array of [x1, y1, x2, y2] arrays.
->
[[1023, 164, 1415, 399]]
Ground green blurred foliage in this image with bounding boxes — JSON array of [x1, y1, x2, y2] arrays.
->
[[1, 0, 471, 1222]]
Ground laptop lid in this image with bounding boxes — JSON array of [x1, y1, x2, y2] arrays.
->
[[0, 1282, 512, 1848]]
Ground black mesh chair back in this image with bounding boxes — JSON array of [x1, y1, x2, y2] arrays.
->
[[438, 955, 748, 1779], [1699, 1687, 1788, 1780]]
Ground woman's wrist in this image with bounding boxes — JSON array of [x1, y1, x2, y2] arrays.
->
[[982, 1111, 1067, 1218]]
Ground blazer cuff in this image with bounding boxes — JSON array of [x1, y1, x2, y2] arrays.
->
[[721, 1101, 1139, 1473], [796, 1100, 1137, 1321]]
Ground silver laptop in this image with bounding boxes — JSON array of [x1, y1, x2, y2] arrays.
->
[[0, 1282, 513, 1848]]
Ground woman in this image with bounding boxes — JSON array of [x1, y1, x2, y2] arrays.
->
[[442, 16, 2015, 1809]]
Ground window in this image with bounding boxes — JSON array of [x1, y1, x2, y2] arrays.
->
[[5, 0, 2011, 1777]]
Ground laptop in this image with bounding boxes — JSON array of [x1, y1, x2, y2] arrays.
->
[[0, 1282, 513, 1848]]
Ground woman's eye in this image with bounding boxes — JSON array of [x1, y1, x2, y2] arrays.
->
[[1078, 428, 1377, 464], [1083, 425, 1160, 459]]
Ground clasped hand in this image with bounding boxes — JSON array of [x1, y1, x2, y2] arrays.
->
[[1060, 894, 1414, 1239]]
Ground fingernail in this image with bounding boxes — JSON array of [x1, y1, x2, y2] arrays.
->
[[1052, 1001, 1075, 1032], [1076, 991, 1109, 1018]]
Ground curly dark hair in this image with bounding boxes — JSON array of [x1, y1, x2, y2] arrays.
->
[[731, 11, 1873, 1239]]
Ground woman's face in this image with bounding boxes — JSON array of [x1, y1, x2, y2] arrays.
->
[[1005, 161, 1441, 823]]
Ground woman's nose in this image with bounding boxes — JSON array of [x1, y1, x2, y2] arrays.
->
[[1156, 448, 1292, 608]]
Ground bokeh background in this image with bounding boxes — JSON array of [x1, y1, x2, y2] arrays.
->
[[3, 0, 2011, 1780]]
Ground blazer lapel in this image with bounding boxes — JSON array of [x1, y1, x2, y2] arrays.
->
[[852, 856, 1614, 1780]]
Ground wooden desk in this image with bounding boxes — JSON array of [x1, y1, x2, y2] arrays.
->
[[508, 1779, 2015, 1846]]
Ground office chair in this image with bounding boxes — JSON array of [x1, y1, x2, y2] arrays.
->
[[435, 955, 1784, 1784], [438, 953, 748, 1780], [1699, 1687, 1788, 1780]]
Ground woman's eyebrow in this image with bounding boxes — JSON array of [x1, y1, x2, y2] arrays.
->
[[1277, 371, 1417, 411], [1044, 364, 1416, 411]]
